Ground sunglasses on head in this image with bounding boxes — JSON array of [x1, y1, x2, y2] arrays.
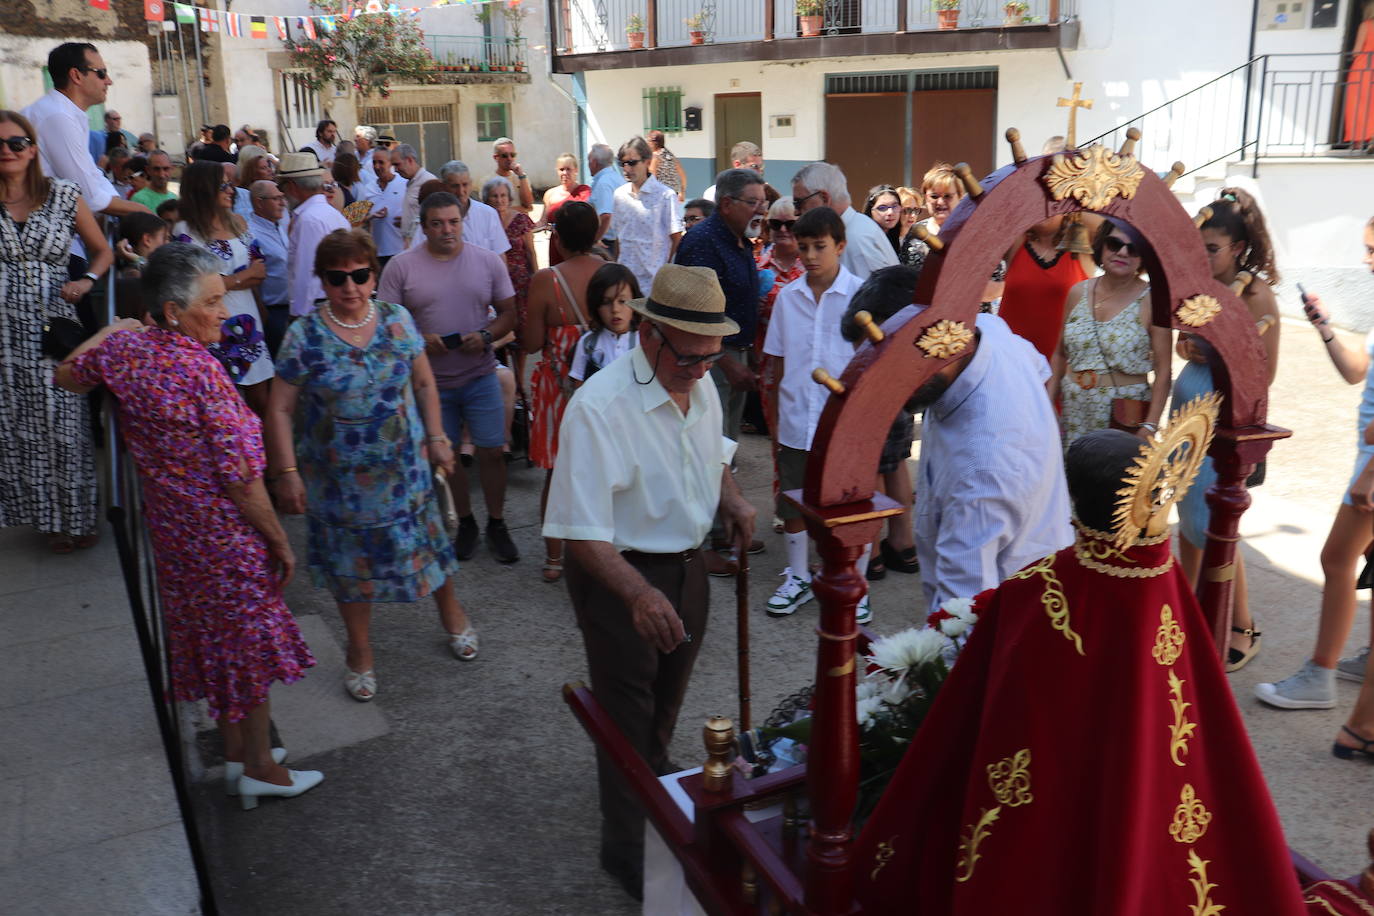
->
[[323, 267, 373, 287], [768, 219, 796, 232], [1103, 236, 1140, 257], [1, 136, 35, 153]]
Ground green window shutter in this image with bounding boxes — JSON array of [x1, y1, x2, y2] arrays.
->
[[476, 103, 509, 142], [642, 87, 683, 133]]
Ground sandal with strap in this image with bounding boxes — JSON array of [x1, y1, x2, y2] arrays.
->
[[1226, 624, 1263, 673], [542, 555, 563, 583], [448, 626, 479, 661], [343, 668, 377, 702], [1333, 725, 1374, 761]]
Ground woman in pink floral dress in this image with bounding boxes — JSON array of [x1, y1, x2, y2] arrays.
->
[[56, 243, 322, 811]]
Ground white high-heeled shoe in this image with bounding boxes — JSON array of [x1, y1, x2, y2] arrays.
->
[[238, 769, 324, 810], [225, 747, 288, 795]]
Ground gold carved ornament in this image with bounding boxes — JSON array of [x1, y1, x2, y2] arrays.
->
[[1177, 294, 1223, 328], [1169, 784, 1213, 845], [1010, 556, 1084, 656], [1152, 604, 1186, 667], [954, 807, 1001, 883], [1043, 144, 1146, 212], [1167, 669, 1197, 767], [986, 748, 1033, 807], [870, 838, 897, 882], [1111, 393, 1222, 551], [916, 320, 974, 359], [1187, 849, 1226, 916]]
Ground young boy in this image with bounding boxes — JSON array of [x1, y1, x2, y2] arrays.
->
[[761, 206, 872, 622]]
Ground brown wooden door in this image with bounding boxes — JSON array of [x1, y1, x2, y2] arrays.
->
[[824, 94, 906, 203], [714, 93, 762, 176], [911, 88, 997, 182]]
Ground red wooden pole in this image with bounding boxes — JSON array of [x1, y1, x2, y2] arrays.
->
[[647, 0, 658, 48], [764, 0, 775, 40]]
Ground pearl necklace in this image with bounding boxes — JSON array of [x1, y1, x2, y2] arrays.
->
[[325, 300, 375, 329]]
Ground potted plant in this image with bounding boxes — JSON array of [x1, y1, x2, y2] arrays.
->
[[1003, 1, 1028, 25], [797, 0, 824, 37], [685, 12, 705, 45], [626, 13, 646, 49], [933, 0, 960, 30], [502, 3, 527, 39]]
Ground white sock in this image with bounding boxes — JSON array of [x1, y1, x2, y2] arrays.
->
[[859, 544, 873, 577], [785, 530, 809, 580]]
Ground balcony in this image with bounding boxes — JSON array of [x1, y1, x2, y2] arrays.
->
[[421, 35, 531, 83], [552, 0, 1078, 72]]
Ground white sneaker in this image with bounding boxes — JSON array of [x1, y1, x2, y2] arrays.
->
[[766, 568, 814, 617], [1337, 646, 1370, 683], [1254, 660, 1337, 709], [855, 594, 872, 625]]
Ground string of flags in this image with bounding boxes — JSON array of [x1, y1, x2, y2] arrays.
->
[[126, 0, 523, 36]]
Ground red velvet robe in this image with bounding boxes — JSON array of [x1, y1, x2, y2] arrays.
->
[[852, 529, 1306, 915]]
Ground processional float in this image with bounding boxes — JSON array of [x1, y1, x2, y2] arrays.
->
[[564, 108, 1374, 912]]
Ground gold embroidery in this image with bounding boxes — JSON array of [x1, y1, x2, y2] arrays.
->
[[1304, 881, 1374, 916], [1170, 784, 1213, 845], [1075, 546, 1175, 578], [1073, 521, 1171, 547], [871, 838, 897, 881], [1186, 849, 1225, 916], [986, 749, 1033, 807], [1153, 604, 1186, 666], [1111, 394, 1221, 548], [1043, 144, 1145, 211], [1167, 670, 1197, 767], [954, 807, 1001, 883], [1177, 294, 1223, 328], [915, 319, 975, 359], [1011, 556, 1084, 655], [1304, 895, 1343, 916]]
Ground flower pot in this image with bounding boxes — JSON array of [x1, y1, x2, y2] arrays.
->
[[937, 8, 960, 29], [627, 30, 645, 49], [799, 15, 822, 37], [1003, 6, 1025, 25], [689, 30, 704, 45]]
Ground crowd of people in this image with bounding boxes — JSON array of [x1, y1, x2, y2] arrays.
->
[[8, 37, 1374, 900]]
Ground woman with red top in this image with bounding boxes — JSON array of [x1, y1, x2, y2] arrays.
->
[[539, 152, 591, 266], [997, 215, 1089, 362]]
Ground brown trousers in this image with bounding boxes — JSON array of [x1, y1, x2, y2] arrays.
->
[[565, 548, 709, 871]]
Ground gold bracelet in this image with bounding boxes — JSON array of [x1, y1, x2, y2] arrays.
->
[[271, 466, 298, 480]]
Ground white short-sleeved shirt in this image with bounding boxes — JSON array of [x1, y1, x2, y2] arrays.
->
[[763, 268, 863, 451], [406, 197, 512, 256], [569, 328, 638, 382], [612, 176, 683, 295], [366, 175, 408, 257], [543, 344, 736, 553]]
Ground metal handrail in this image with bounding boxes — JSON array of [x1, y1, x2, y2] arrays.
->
[[1081, 57, 1261, 149]]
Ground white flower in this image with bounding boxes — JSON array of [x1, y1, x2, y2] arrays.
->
[[867, 628, 950, 676], [856, 679, 882, 702], [857, 695, 884, 729], [939, 614, 971, 639], [942, 596, 975, 619]]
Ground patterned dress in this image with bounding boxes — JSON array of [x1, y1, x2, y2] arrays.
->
[[275, 302, 458, 602], [501, 210, 536, 332], [1058, 281, 1153, 448], [0, 178, 96, 537], [529, 267, 586, 470], [173, 221, 274, 386], [69, 329, 315, 721]]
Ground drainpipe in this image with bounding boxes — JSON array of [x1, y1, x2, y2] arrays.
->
[[1244, 0, 1260, 175]]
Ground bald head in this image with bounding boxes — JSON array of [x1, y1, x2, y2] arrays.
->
[[250, 179, 287, 221]]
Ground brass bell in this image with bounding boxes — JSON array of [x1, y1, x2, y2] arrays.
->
[[1057, 212, 1093, 256]]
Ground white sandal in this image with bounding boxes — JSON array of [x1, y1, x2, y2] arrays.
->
[[343, 668, 377, 701], [448, 627, 479, 661]]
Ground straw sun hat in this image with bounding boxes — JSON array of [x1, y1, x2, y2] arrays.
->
[[628, 264, 740, 337], [276, 151, 326, 180]]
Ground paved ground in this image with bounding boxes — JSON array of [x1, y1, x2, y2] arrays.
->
[[9, 300, 1374, 913]]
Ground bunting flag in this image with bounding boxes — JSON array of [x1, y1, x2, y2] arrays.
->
[[173, 2, 195, 25], [320, 15, 337, 32], [198, 7, 219, 31], [272, 15, 287, 38], [89, 0, 111, 9], [144, 0, 165, 20], [299, 16, 317, 39], [162, 19, 177, 31], [250, 16, 268, 38], [225, 12, 244, 37]]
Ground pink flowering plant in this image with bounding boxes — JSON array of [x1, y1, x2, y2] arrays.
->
[[286, 0, 434, 100]]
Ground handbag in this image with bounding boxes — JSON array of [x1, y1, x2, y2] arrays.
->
[[41, 315, 90, 360]]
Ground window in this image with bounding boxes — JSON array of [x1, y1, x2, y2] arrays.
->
[[476, 103, 509, 142], [643, 87, 684, 133], [279, 70, 321, 130], [360, 104, 455, 172]]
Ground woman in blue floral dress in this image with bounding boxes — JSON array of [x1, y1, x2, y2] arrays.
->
[[267, 230, 475, 703]]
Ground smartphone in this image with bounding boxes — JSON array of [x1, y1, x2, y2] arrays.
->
[[441, 331, 465, 349]]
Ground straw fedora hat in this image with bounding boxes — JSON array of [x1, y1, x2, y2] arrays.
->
[[277, 151, 326, 180], [628, 264, 740, 337]]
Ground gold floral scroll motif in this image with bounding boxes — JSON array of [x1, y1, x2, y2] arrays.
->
[[871, 838, 897, 882], [1010, 556, 1084, 655], [954, 807, 1001, 883], [916, 319, 974, 360], [1170, 783, 1213, 845], [1187, 848, 1225, 916], [1177, 294, 1222, 328], [1167, 670, 1197, 767], [1153, 604, 1186, 667], [1043, 144, 1146, 211], [986, 748, 1033, 807]]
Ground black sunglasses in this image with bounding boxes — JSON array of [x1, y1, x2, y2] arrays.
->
[[619, 158, 643, 168], [78, 66, 109, 80], [323, 267, 373, 287], [768, 219, 796, 232], [1, 136, 35, 153], [1103, 236, 1140, 257], [793, 190, 822, 209], [654, 326, 723, 368]]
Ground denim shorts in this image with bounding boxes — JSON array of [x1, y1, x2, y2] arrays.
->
[[439, 372, 505, 449]]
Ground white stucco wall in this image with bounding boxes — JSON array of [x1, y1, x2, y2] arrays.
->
[[0, 35, 153, 136]]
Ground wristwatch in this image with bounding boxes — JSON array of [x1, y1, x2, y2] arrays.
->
[[82, 271, 99, 283], [478, 328, 493, 347], [514, 173, 527, 181]]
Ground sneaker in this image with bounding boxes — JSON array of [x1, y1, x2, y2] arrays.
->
[[454, 515, 479, 561], [856, 594, 873, 625], [1254, 660, 1337, 709], [766, 569, 814, 617], [1337, 646, 1370, 683], [486, 518, 519, 564]]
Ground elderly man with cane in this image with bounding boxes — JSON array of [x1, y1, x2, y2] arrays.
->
[[544, 263, 757, 902]]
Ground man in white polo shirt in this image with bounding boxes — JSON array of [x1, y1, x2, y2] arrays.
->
[[278, 152, 349, 318]]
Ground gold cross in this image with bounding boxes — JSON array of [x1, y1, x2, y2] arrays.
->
[[1057, 81, 1094, 149]]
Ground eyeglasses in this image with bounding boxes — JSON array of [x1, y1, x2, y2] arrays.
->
[[901, 206, 919, 217], [495, 152, 517, 159], [744, 162, 764, 172], [793, 190, 822, 209], [619, 158, 643, 168], [77, 66, 109, 80], [322, 267, 373, 287], [108, 115, 121, 122], [0, 136, 35, 153], [1103, 236, 1140, 257], [874, 204, 899, 213], [654, 326, 723, 368], [683, 214, 704, 225], [219, 182, 236, 193], [726, 195, 768, 211], [768, 219, 796, 232]]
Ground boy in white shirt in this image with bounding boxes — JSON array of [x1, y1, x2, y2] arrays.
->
[[761, 206, 872, 622]]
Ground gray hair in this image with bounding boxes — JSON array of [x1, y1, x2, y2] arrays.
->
[[588, 143, 614, 168], [354, 125, 378, 142], [714, 167, 764, 202], [730, 140, 761, 163], [439, 160, 470, 180], [491, 136, 514, 153], [393, 143, 419, 163], [481, 175, 515, 203], [292, 175, 326, 194], [141, 242, 223, 323], [792, 161, 851, 208]]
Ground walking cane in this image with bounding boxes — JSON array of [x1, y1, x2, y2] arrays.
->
[[734, 542, 752, 731]]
